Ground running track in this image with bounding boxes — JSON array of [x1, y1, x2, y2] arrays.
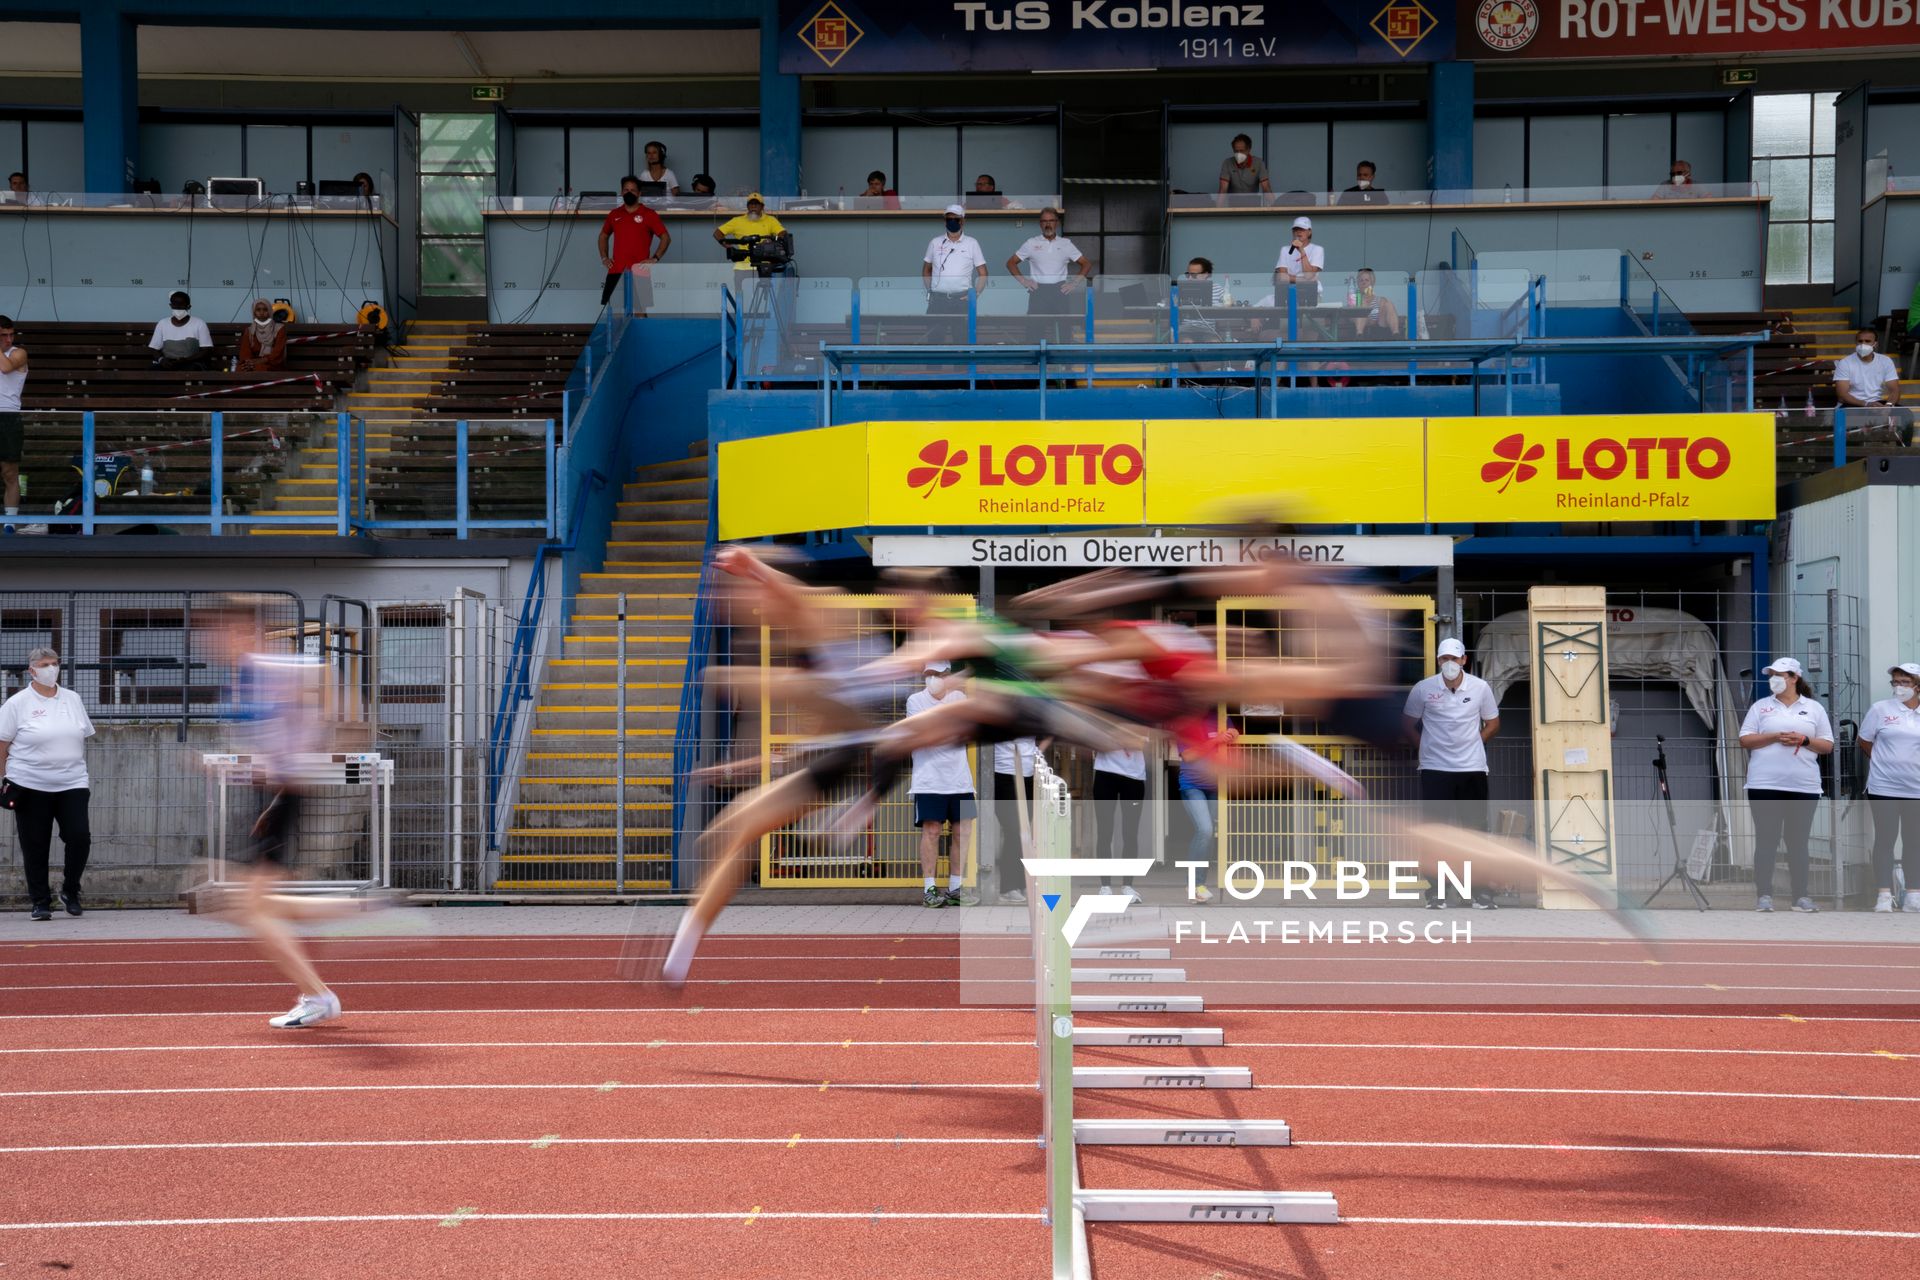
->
[[1, 930, 1917, 1278]]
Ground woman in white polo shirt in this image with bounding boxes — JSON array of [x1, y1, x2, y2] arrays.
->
[[0, 647, 96, 920], [1738, 657, 1834, 913], [1860, 661, 1920, 912]]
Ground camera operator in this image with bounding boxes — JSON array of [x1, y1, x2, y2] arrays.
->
[[713, 194, 788, 274]]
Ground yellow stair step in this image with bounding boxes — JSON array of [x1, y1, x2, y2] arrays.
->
[[531, 727, 674, 737], [526, 751, 673, 761], [514, 802, 674, 812]]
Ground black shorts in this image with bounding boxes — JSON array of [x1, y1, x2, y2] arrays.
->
[[0, 413, 21, 465], [244, 788, 302, 867], [913, 793, 977, 826]]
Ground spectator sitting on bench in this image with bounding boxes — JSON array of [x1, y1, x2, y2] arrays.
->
[[237, 298, 288, 373], [1835, 327, 1914, 446], [150, 292, 215, 371], [4, 172, 25, 201]]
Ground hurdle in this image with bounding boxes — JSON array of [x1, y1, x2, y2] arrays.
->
[[1026, 760, 1337, 1279]]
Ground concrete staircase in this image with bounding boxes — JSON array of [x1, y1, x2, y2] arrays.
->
[[496, 446, 708, 891], [246, 319, 474, 534]]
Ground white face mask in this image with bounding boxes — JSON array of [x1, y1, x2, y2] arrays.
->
[[1439, 661, 1462, 682], [1856, 343, 1876, 360], [1896, 684, 1919, 703], [1357, 178, 1372, 189], [926, 675, 944, 693], [1768, 674, 1790, 696], [30, 664, 57, 687], [171, 309, 190, 321], [1671, 173, 1687, 185], [1233, 150, 1249, 165]]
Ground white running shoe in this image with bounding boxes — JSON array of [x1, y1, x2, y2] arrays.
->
[[1876, 890, 1896, 913], [1192, 883, 1215, 904], [998, 889, 1027, 905], [269, 990, 341, 1028], [662, 912, 707, 990], [1905, 890, 1920, 913]]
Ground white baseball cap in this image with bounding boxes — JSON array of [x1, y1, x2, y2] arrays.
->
[[1291, 216, 1313, 231], [1890, 662, 1920, 680], [1764, 657, 1804, 677], [944, 203, 966, 218], [924, 659, 952, 673], [1437, 638, 1466, 659]]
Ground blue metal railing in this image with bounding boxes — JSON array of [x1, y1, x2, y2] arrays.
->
[[348, 416, 557, 537], [484, 466, 609, 851], [666, 509, 721, 893]]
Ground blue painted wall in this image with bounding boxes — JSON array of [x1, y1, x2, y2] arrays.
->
[[1544, 307, 1707, 416]]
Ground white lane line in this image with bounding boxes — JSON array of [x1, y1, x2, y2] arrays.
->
[[1344, 1216, 1920, 1240], [1, 1038, 1898, 1060], [5, 953, 1913, 971], [2, 1005, 1916, 1025], [1, 934, 1914, 950], [0, 1039, 1033, 1056], [0, 1136, 1034, 1155], [1228, 1041, 1914, 1060], [0, 1082, 1036, 1099], [0, 1007, 1029, 1022], [1, 1080, 1913, 1104], [9, 976, 1920, 995], [1298, 1139, 1920, 1162], [0, 1211, 1041, 1231], [1249, 1083, 1920, 1103]]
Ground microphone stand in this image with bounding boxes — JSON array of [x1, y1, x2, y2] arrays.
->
[[1644, 733, 1710, 910]]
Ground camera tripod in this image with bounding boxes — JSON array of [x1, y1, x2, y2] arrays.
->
[[1644, 734, 1711, 910]]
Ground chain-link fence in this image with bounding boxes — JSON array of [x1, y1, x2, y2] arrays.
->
[[0, 582, 1878, 909]]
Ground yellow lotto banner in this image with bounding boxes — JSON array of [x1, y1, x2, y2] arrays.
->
[[1143, 419, 1425, 525], [1425, 414, 1776, 523], [717, 423, 866, 540], [865, 420, 1147, 526]]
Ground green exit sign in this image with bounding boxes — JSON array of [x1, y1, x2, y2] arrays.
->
[[1721, 68, 1757, 86], [471, 85, 504, 102]]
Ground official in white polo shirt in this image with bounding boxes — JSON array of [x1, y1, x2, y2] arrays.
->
[[1738, 657, 1835, 913], [906, 660, 977, 908], [1274, 216, 1325, 307], [0, 647, 96, 920], [1833, 327, 1913, 445], [1007, 207, 1091, 339], [1860, 661, 1920, 912], [1403, 637, 1500, 908], [922, 204, 988, 345], [988, 736, 1043, 906], [1092, 745, 1148, 897]]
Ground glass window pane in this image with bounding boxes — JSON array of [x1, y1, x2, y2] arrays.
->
[[1812, 93, 1837, 156], [420, 114, 497, 174], [1767, 222, 1809, 286], [421, 239, 487, 296], [1811, 221, 1835, 284], [1766, 158, 1811, 221], [1754, 93, 1811, 157], [1812, 156, 1835, 220], [421, 174, 485, 236]]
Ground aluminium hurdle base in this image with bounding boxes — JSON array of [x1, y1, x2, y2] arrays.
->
[[188, 752, 393, 911], [1064, 917, 1339, 1227]]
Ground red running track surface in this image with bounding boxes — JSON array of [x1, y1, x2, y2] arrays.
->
[[0, 931, 1918, 1278]]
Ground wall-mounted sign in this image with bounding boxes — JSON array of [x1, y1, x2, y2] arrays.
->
[[1461, 0, 1920, 59], [779, 0, 1452, 73]]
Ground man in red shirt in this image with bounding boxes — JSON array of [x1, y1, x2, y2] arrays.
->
[[597, 175, 671, 312]]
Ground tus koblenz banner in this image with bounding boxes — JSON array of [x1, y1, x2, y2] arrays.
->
[[778, 0, 1455, 73]]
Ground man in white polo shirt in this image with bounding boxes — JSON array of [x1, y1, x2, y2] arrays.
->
[[1403, 637, 1501, 908], [922, 203, 987, 345], [1833, 326, 1913, 445], [1274, 215, 1325, 307], [906, 660, 977, 908], [1008, 207, 1091, 342]]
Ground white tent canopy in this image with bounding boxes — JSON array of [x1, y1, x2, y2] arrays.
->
[[1474, 606, 1752, 866]]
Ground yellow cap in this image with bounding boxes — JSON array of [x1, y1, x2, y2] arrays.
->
[[746, 192, 765, 205]]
